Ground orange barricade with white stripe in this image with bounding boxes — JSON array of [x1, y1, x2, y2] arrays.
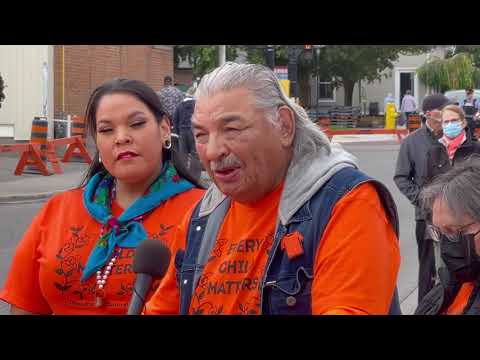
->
[[407, 114, 422, 133], [30, 116, 49, 160], [71, 115, 86, 140], [50, 135, 92, 165], [1, 136, 92, 177], [321, 127, 408, 144], [0, 143, 50, 176]]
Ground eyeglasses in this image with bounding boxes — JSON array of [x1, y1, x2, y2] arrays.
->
[[430, 222, 480, 242], [442, 119, 461, 125]]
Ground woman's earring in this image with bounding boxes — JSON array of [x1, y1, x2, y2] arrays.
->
[[98, 155, 102, 163], [164, 138, 172, 150]]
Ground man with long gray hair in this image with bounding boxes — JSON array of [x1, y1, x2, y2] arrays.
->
[[146, 62, 401, 315], [415, 154, 480, 315]]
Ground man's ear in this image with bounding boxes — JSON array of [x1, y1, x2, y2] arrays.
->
[[277, 106, 295, 147]]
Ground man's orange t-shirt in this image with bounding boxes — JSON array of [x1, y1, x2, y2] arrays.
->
[[189, 182, 283, 315], [0, 187, 204, 315], [146, 182, 400, 315]]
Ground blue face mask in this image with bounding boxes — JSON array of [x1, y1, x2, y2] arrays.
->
[[443, 121, 463, 139]]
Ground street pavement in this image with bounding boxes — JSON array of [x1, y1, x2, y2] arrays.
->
[[0, 135, 419, 314]]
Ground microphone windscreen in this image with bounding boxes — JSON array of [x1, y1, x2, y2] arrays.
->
[[132, 240, 171, 278]]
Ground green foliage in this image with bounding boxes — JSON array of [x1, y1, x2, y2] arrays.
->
[[173, 45, 432, 106], [315, 45, 432, 105], [446, 45, 480, 67], [174, 45, 240, 78], [174, 45, 289, 78], [316, 45, 431, 83], [417, 52, 480, 92]]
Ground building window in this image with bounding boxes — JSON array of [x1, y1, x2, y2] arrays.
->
[[318, 76, 334, 101]]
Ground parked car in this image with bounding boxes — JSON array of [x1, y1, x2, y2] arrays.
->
[[444, 89, 480, 106]]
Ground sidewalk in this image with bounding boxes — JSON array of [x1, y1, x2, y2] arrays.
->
[[331, 134, 401, 143], [0, 155, 89, 203]]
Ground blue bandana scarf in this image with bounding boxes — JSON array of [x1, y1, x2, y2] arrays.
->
[[81, 161, 194, 282]]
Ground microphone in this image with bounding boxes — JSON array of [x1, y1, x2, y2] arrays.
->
[[127, 240, 171, 315]]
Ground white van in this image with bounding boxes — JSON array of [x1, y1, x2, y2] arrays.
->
[[444, 89, 480, 105]]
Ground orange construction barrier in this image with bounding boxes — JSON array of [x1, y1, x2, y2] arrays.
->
[[1, 135, 92, 177], [28, 116, 65, 174], [15, 144, 51, 176], [71, 115, 86, 139], [48, 135, 92, 165], [69, 115, 89, 162], [26, 116, 49, 175], [407, 114, 422, 133], [322, 128, 408, 144], [30, 116, 48, 150], [0, 143, 50, 176], [2, 143, 48, 176], [0, 143, 27, 154]]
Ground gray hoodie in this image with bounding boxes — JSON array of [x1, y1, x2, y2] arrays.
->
[[198, 141, 359, 225]]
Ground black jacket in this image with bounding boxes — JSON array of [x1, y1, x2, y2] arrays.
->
[[425, 129, 480, 184], [394, 125, 441, 220], [172, 98, 195, 135]]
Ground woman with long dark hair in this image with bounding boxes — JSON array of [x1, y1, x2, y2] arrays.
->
[[0, 79, 205, 314]]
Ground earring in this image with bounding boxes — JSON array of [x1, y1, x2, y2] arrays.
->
[[164, 138, 172, 150], [98, 155, 102, 163]]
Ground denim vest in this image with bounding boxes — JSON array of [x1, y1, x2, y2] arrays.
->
[[175, 167, 401, 315]]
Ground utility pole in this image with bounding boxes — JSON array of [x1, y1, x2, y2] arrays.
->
[[313, 45, 325, 118], [265, 45, 275, 69], [218, 45, 226, 66], [288, 46, 302, 100]]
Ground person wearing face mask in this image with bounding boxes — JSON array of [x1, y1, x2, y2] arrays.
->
[[394, 94, 450, 303], [423, 105, 480, 285], [426, 104, 480, 182], [415, 155, 480, 315]]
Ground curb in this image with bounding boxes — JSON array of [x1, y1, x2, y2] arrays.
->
[[0, 188, 74, 204]]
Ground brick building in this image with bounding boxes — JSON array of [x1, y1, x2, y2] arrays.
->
[[54, 45, 174, 117]]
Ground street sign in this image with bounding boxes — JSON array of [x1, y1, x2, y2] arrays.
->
[[274, 66, 290, 96], [274, 66, 288, 80]]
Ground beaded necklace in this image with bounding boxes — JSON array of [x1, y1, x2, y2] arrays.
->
[[94, 180, 146, 308]]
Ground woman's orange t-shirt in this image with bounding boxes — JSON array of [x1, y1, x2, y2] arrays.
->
[[0, 187, 204, 315]]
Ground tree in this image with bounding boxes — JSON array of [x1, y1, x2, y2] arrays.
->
[[417, 52, 480, 93], [240, 45, 289, 66], [174, 45, 239, 79], [315, 45, 432, 106], [0, 73, 5, 108], [446, 45, 480, 67], [174, 45, 290, 79]]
